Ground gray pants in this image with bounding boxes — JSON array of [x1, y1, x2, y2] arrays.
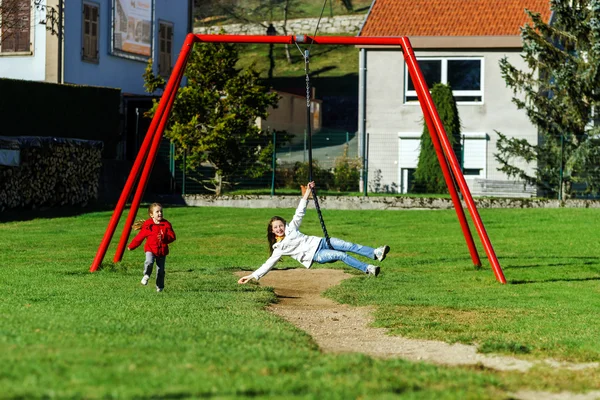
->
[[144, 252, 166, 290]]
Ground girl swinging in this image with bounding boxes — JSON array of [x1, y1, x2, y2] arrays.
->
[[237, 181, 390, 284]]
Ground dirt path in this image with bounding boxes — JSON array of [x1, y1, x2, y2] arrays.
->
[[235, 268, 600, 399]]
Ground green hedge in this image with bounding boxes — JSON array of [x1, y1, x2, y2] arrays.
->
[[0, 79, 120, 158]]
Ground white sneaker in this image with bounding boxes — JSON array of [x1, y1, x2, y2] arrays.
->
[[374, 245, 390, 262], [156, 287, 163, 292], [366, 265, 380, 277], [141, 275, 150, 285]]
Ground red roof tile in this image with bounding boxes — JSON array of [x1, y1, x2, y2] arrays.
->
[[360, 0, 551, 37]]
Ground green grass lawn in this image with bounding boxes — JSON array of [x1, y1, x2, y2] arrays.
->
[[2, 205, 600, 398]]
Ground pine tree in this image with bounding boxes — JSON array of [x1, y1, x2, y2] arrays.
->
[[413, 83, 461, 194], [496, 0, 600, 199], [144, 42, 279, 195]]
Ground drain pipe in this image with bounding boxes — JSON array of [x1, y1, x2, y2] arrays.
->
[[358, 48, 367, 196]]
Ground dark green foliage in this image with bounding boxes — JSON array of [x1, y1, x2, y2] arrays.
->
[[495, 0, 600, 199], [144, 42, 279, 195], [333, 145, 361, 191], [277, 160, 334, 189], [413, 83, 461, 194]]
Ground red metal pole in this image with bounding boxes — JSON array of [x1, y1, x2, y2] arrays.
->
[[194, 34, 408, 46], [400, 37, 506, 284], [90, 33, 197, 272], [112, 34, 195, 263], [420, 103, 481, 267]]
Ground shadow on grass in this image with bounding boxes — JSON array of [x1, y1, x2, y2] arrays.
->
[[510, 276, 600, 285], [1, 194, 188, 223], [0, 202, 116, 223], [501, 255, 600, 269]]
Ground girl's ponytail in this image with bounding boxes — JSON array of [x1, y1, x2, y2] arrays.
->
[[132, 220, 145, 231]]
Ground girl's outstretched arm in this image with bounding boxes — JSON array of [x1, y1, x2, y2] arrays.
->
[[288, 181, 316, 232], [238, 252, 283, 284]]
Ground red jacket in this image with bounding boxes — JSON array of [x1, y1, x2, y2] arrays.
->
[[128, 218, 176, 257]]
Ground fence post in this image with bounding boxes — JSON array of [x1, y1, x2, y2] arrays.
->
[[271, 128, 276, 196], [303, 129, 307, 163], [170, 141, 175, 192], [363, 132, 369, 196], [559, 134, 564, 201], [182, 151, 186, 196]]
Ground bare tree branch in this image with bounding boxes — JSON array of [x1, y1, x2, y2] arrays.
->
[[0, 0, 23, 43]]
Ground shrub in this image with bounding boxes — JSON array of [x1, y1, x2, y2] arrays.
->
[[276, 161, 334, 190], [333, 145, 361, 191]]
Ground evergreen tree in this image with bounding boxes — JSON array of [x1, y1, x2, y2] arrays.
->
[[413, 83, 461, 194], [144, 42, 279, 195], [496, 0, 600, 199]]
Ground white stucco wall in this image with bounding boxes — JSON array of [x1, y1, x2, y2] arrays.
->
[[0, 5, 47, 81], [363, 47, 537, 193], [63, 0, 189, 95]]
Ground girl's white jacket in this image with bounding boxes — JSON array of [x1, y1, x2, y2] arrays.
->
[[251, 198, 321, 281]]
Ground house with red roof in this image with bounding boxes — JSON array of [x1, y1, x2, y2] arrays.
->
[[357, 0, 551, 196]]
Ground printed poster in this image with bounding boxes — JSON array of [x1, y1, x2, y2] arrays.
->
[[113, 0, 152, 57]]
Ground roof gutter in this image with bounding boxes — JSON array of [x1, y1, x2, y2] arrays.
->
[[357, 35, 524, 49]]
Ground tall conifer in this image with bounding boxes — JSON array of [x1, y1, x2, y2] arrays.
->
[[496, 0, 600, 199], [413, 83, 461, 194]]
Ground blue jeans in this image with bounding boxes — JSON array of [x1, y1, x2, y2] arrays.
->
[[144, 252, 166, 289], [312, 237, 375, 273]]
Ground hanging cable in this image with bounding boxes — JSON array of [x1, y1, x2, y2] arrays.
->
[[293, 0, 328, 56], [309, 0, 329, 54]]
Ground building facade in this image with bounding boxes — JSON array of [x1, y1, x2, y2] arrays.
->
[[0, 0, 192, 95], [357, 0, 551, 197]]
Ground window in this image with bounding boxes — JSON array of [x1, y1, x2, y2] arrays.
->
[[461, 133, 488, 178], [82, 2, 99, 62], [158, 22, 173, 77], [405, 57, 483, 103], [398, 133, 420, 193], [0, 0, 31, 53]]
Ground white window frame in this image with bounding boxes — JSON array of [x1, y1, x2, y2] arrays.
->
[[82, 1, 100, 63], [405, 57, 484, 105]]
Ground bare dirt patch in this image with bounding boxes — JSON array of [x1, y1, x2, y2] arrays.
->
[[235, 268, 600, 399]]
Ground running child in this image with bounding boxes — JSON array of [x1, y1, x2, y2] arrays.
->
[[128, 203, 176, 292]]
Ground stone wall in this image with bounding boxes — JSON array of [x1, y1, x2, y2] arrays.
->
[[181, 194, 600, 210], [193, 15, 366, 36]]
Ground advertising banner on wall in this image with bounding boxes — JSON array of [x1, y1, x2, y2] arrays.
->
[[112, 0, 153, 59]]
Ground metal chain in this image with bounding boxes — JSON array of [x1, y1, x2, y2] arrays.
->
[[311, 187, 333, 249], [305, 55, 311, 108], [303, 35, 333, 250]]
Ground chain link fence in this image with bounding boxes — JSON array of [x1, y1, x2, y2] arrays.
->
[[155, 127, 361, 195], [155, 129, 600, 199]]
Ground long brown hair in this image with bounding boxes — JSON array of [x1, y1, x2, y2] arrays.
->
[[132, 203, 163, 231], [267, 216, 286, 255]]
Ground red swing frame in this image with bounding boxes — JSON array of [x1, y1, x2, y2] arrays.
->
[[89, 33, 507, 284]]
